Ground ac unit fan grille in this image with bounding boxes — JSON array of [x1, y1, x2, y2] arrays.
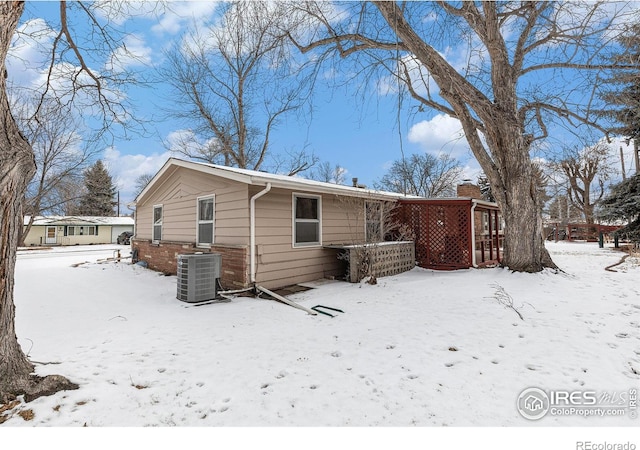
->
[[176, 253, 221, 303]]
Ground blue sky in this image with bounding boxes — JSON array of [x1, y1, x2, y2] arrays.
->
[[7, 1, 638, 211]]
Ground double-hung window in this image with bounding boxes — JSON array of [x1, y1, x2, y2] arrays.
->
[[293, 194, 321, 247], [197, 195, 215, 247], [153, 205, 163, 242]]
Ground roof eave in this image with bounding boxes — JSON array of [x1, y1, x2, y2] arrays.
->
[[138, 158, 413, 203]]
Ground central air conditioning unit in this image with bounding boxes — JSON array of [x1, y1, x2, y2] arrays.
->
[[176, 253, 221, 303]]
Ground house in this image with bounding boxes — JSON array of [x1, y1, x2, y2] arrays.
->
[[22, 216, 134, 246], [132, 158, 416, 290]]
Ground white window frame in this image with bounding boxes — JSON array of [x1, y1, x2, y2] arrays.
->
[[152, 204, 163, 243], [292, 193, 322, 248], [196, 194, 215, 248]]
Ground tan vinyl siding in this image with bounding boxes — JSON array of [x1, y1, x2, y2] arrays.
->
[[136, 166, 250, 246], [253, 188, 366, 288]]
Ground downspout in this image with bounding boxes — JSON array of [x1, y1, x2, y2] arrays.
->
[[470, 200, 478, 268], [250, 183, 271, 284], [248, 182, 316, 315]]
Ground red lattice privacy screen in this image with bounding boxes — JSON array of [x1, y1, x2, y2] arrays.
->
[[397, 200, 472, 270]]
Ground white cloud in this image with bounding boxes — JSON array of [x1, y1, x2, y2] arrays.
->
[[460, 160, 483, 183], [165, 129, 218, 158], [151, 2, 220, 36], [597, 136, 637, 183], [106, 34, 153, 72], [408, 114, 469, 159], [102, 147, 171, 204], [7, 18, 57, 87]]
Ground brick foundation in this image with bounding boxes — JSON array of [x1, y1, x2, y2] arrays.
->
[[132, 239, 249, 288]]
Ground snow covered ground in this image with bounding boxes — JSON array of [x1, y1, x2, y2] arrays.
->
[[3, 242, 640, 446]]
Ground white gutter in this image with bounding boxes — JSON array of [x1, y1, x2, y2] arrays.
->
[[471, 200, 478, 268], [250, 183, 271, 284]]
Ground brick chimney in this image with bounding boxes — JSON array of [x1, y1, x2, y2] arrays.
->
[[457, 181, 482, 199]]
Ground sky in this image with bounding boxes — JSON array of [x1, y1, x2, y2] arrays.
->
[[6, 1, 639, 212]]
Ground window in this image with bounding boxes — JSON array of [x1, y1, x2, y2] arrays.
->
[[65, 226, 97, 236], [153, 205, 163, 242], [293, 194, 321, 247], [197, 195, 215, 246]]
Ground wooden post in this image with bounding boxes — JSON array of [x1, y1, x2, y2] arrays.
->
[[635, 138, 640, 175], [488, 210, 494, 261], [494, 210, 500, 263]]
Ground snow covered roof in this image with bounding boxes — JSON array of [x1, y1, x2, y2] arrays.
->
[[24, 216, 135, 226], [136, 158, 422, 204]]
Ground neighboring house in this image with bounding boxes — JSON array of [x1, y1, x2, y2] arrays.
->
[[132, 158, 414, 290], [22, 216, 135, 246]]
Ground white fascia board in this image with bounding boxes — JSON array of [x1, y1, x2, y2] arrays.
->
[[137, 157, 414, 204]]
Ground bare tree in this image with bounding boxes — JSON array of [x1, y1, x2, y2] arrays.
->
[[1, 1, 145, 403], [133, 173, 155, 199], [161, 1, 315, 174], [12, 96, 96, 245], [335, 195, 411, 283], [291, 1, 638, 272], [309, 161, 347, 184], [550, 142, 614, 224], [268, 147, 319, 176], [547, 194, 583, 224], [0, 2, 39, 404], [375, 153, 462, 197]]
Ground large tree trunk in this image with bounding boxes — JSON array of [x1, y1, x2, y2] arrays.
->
[[498, 143, 554, 272], [373, 1, 556, 273], [471, 118, 555, 273], [0, 1, 77, 405]]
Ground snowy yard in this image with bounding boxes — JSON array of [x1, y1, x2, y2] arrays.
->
[[3, 242, 640, 431]]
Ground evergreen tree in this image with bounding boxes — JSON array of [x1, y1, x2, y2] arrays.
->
[[75, 160, 117, 216], [599, 22, 640, 168], [597, 173, 640, 242], [477, 174, 495, 202]]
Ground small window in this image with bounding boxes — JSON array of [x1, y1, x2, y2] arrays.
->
[[153, 205, 163, 242], [87, 226, 97, 236], [67, 226, 76, 236], [197, 195, 215, 247], [293, 194, 321, 247]]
